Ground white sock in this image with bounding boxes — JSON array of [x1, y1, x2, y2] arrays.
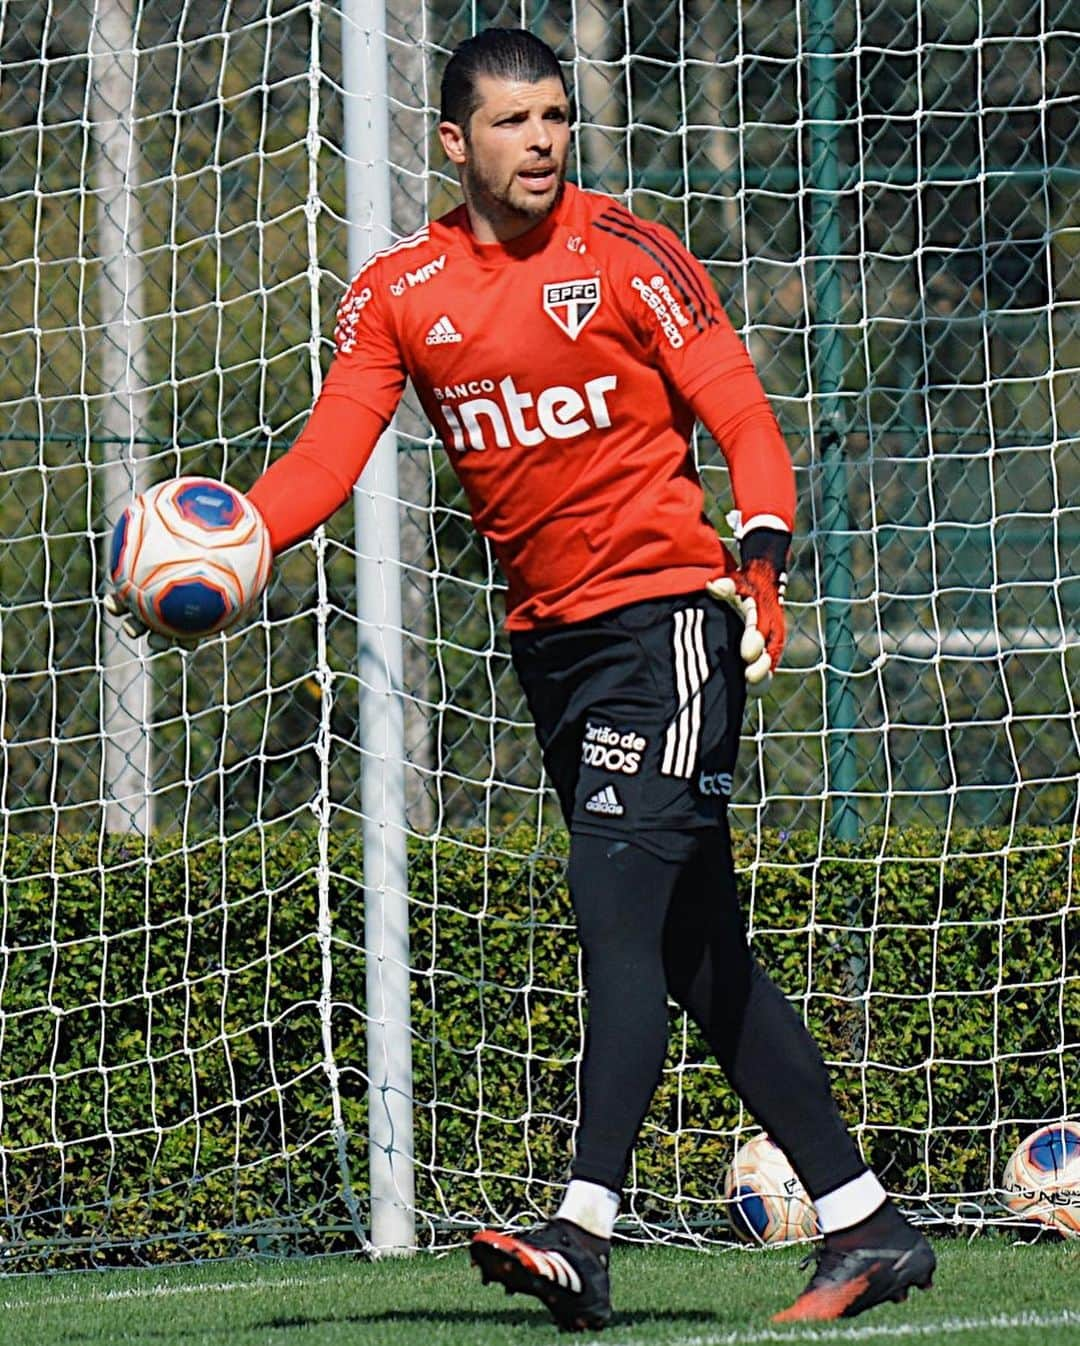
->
[[555, 1179, 619, 1240], [814, 1169, 888, 1234]]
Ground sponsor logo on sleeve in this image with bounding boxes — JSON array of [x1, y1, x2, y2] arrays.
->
[[630, 273, 688, 349], [334, 285, 373, 354], [697, 770, 733, 797], [648, 274, 689, 328], [543, 277, 601, 340], [581, 723, 647, 775], [390, 253, 447, 297]]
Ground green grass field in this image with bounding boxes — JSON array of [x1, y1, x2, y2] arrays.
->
[[2, 1237, 1078, 1346]]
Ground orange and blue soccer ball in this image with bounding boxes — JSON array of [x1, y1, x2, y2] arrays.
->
[[109, 477, 271, 640], [723, 1133, 820, 1245], [1002, 1121, 1080, 1236]]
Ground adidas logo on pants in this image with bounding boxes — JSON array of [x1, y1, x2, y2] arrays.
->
[[585, 785, 624, 816]]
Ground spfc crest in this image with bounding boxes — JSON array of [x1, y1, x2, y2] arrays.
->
[[542, 277, 601, 341]]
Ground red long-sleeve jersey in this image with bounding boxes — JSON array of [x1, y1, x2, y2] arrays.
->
[[248, 183, 795, 630]]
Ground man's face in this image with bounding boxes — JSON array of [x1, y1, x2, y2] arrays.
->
[[440, 74, 571, 239]]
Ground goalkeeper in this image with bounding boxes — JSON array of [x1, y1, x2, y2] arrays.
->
[[109, 25, 934, 1331]]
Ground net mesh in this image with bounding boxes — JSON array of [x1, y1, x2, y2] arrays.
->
[[0, 0, 1076, 1264]]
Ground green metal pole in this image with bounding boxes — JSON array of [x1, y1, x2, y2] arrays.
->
[[808, 0, 859, 839]]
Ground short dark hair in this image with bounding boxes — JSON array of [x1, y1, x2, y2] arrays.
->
[[440, 28, 567, 131]]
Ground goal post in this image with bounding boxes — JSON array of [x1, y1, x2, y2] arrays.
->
[[342, 0, 416, 1254], [0, 0, 1077, 1268], [91, 0, 154, 836]]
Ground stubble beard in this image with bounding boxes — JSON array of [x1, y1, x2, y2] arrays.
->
[[463, 156, 565, 236]]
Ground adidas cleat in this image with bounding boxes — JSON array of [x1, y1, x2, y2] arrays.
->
[[773, 1228, 936, 1322], [471, 1217, 612, 1332]]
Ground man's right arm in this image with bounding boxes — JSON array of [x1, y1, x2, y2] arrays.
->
[[247, 271, 407, 552]]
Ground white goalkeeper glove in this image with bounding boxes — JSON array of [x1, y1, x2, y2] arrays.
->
[[707, 523, 791, 696], [102, 592, 201, 652], [103, 591, 147, 642]]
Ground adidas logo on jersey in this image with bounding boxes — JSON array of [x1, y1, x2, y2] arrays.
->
[[426, 315, 462, 345], [584, 785, 625, 817]]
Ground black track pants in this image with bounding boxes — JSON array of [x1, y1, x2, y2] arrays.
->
[[567, 828, 866, 1200]]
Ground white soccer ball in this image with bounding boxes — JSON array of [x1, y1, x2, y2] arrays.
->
[[1001, 1122, 1080, 1236], [109, 477, 271, 641], [723, 1133, 820, 1245]]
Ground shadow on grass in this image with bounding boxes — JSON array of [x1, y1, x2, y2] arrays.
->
[[252, 1306, 724, 1330], [53, 1304, 728, 1341]]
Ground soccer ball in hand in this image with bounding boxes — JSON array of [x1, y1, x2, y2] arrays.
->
[[109, 477, 271, 641], [724, 1133, 820, 1245], [1001, 1122, 1080, 1236]]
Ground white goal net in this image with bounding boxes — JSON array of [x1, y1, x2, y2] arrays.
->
[[0, 0, 1076, 1266]]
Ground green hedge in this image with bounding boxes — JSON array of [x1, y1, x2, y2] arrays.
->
[[0, 826, 1076, 1267]]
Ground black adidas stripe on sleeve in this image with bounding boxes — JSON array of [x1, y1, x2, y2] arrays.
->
[[595, 205, 718, 333], [608, 204, 716, 318]]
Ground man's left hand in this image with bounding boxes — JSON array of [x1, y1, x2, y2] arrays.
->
[[102, 591, 201, 652], [706, 526, 790, 695]]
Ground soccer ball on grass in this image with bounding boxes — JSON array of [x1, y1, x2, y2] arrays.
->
[[723, 1133, 819, 1245], [108, 477, 271, 642], [1001, 1122, 1080, 1236]]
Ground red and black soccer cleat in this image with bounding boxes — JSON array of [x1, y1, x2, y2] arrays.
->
[[471, 1218, 612, 1332], [773, 1227, 936, 1322]]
